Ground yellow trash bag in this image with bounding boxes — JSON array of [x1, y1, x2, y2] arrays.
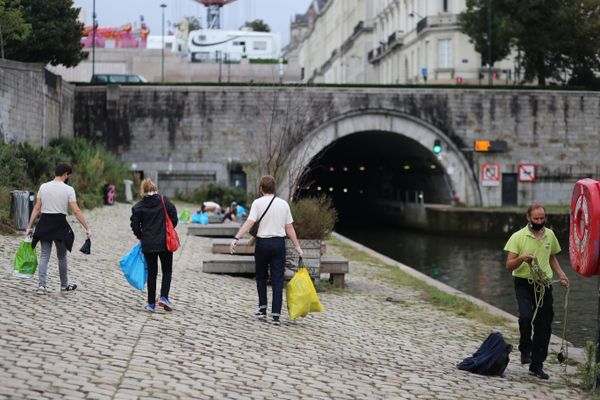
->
[[286, 267, 324, 320]]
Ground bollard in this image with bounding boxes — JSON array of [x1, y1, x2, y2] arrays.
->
[[123, 179, 133, 203]]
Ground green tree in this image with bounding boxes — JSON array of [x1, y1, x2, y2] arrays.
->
[[6, 0, 84, 66], [243, 19, 270, 32], [0, 0, 31, 59], [460, 0, 600, 86], [187, 16, 201, 32], [560, 0, 600, 88], [458, 0, 513, 66]]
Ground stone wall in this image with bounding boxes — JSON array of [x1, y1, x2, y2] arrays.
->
[[0, 59, 74, 146], [73, 85, 600, 205]]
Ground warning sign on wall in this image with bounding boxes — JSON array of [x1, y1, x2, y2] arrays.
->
[[518, 163, 537, 183], [481, 163, 500, 186]]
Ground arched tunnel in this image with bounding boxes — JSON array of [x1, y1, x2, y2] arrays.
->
[[296, 131, 454, 222]]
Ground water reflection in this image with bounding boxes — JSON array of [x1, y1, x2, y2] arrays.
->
[[337, 223, 597, 347]]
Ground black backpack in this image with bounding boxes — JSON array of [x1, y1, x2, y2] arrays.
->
[[457, 332, 513, 376]]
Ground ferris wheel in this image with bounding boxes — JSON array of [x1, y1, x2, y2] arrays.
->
[[194, 0, 238, 29]]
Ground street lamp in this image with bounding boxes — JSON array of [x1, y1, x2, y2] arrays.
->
[[92, 0, 96, 77], [160, 3, 167, 83]]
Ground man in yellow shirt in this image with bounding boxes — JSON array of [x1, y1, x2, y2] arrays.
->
[[504, 203, 569, 380]]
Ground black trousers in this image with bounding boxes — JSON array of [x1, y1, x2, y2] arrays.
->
[[144, 251, 173, 305], [254, 237, 286, 317], [514, 277, 554, 369]]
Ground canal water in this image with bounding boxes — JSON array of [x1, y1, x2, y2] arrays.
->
[[337, 223, 598, 348]]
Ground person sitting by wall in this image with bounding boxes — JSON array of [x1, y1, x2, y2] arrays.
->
[[199, 201, 221, 215], [222, 202, 239, 223]]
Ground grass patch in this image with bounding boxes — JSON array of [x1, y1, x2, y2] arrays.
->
[[327, 236, 512, 327]]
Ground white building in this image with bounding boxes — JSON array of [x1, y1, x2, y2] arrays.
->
[[296, 0, 518, 85]]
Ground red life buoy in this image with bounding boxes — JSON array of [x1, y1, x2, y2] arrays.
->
[[569, 179, 600, 276]]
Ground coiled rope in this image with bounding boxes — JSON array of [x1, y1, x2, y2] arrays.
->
[[528, 257, 570, 376]]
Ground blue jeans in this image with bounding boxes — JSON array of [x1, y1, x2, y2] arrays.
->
[[254, 237, 285, 317]]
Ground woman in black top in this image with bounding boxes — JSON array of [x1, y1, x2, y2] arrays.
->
[[130, 178, 178, 312]]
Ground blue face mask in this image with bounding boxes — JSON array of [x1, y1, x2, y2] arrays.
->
[[530, 221, 545, 231]]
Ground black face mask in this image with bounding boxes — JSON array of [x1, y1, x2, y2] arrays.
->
[[530, 221, 545, 231]]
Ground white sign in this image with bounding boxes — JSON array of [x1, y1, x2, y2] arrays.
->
[[481, 163, 500, 186], [518, 163, 537, 183]]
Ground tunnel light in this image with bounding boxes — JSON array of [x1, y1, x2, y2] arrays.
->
[[343, 188, 348, 193], [329, 166, 335, 172], [359, 165, 366, 171], [343, 166, 348, 172], [329, 187, 334, 192], [403, 165, 411, 170], [317, 186, 322, 191]]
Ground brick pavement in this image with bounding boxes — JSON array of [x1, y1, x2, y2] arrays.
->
[[0, 203, 589, 399]]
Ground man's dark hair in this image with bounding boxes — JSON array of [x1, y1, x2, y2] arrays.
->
[[55, 163, 73, 177]]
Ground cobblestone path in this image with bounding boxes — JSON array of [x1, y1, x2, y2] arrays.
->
[[0, 204, 588, 399]]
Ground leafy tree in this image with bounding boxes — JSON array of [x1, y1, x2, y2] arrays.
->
[[6, 0, 84, 67], [243, 19, 270, 32], [460, 0, 600, 86], [187, 16, 201, 32], [458, 0, 512, 66], [0, 0, 30, 58]]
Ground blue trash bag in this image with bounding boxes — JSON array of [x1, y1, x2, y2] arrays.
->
[[236, 205, 246, 218], [191, 212, 209, 224], [119, 243, 147, 291]]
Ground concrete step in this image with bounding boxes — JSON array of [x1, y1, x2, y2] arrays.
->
[[202, 255, 349, 287], [188, 223, 240, 237]]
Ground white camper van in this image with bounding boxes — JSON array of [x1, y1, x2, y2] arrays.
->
[[187, 29, 281, 63]]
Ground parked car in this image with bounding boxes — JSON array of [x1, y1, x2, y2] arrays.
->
[[91, 74, 148, 83]]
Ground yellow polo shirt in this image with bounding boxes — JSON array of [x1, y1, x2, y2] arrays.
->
[[503, 226, 561, 280]]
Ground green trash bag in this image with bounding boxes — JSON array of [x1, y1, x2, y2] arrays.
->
[[13, 239, 38, 278]]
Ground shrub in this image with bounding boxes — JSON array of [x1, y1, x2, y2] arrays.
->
[[290, 196, 337, 240], [176, 182, 248, 208], [577, 341, 600, 390]]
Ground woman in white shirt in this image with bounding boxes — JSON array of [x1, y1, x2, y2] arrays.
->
[[230, 175, 303, 325]]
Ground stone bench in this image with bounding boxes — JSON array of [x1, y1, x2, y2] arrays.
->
[[187, 223, 240, 237], [211, 238, 327, 256], [203, 255, 349, 288]]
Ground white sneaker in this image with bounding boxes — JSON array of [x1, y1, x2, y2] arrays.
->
[[36, 286, 47, 295]]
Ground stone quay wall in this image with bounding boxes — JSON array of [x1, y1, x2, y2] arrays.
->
[[0, 59, 74, 147]]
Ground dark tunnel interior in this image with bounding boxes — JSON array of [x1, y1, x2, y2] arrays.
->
[[296, 131, 453, 221]]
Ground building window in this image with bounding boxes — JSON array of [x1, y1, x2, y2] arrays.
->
[[442, 0, 448, 12], [438, 39, 452, 68], [253, 41, 267, 50]]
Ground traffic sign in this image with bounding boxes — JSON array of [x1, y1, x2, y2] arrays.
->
[[518, 163, 536, 182], [481, 163, 500, 186]]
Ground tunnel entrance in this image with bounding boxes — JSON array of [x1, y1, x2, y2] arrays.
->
[[296, 131, 453, 221]]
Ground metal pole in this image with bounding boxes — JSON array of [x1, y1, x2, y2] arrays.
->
[[487, 0, 493, 86], [0, 21, 5, 59], [595, 276, 600, 389], [92, 0, 96, 77], [161, 4, 166, 83]]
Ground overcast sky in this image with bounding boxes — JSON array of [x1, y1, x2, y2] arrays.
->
[[74, 0, 312, 45]]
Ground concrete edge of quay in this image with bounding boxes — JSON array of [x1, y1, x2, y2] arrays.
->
[[331, 231, 586, 364]]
